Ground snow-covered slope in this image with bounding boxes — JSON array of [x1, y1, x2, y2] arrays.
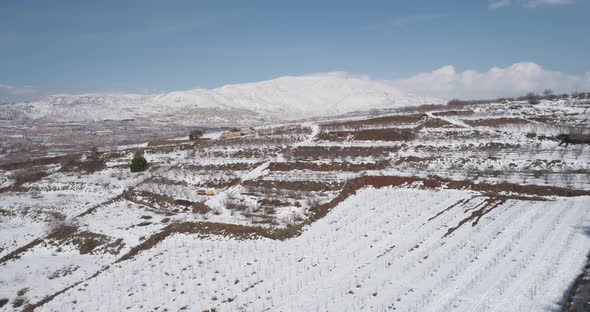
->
[[0, 74, 441, 126]]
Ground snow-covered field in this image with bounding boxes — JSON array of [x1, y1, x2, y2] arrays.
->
[[39, 188, 590, 312], [1, 97, 590, 311]]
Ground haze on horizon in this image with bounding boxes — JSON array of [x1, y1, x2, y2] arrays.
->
[[1, 0, 589, 102]]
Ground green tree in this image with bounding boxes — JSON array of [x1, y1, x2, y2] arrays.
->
[[189, 129, 204, 141], [130, 149, 148, 172]]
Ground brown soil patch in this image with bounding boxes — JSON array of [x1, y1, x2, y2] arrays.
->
[[59, 157, 106, 174], [176, 162, 262, 171], [1, 223, 123, 266], [425, 130, 493, 141], [293, 146, 399, 159], [318, 128, 416, 142], [0, 154, 79, 171], [76, 193, 126, 218], [354, 175, 590, 197], [141, 177, 188, 187], [268, 160, 390, 172], [256, 125, 312, 136], [0, 239, 44, 266], [116, 222, 276, 263], [243, 179, 344, 192], [9, 169, 50, 190], [394, 156, 435, 166], [207, 178, 241, 189], [320, 114, 425, 130], [45, 225, 123, 255], [123, 190, 209, 213], [147, 138, 192, 147], [257, 198, 291, 207], [443, 197, 506, 237], [463, 117, 530, 127], [418, 118, 458, 129], [433, 110, 474, 117], [427, 196, 479, 222]]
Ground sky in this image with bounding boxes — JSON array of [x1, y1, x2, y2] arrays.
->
[[0, 0, 589, 101]]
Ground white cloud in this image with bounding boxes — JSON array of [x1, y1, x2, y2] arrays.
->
[[3, 62, 589, 103], [490, 0, 575, 9], [0, 83, 157, 103], [0, 83, 42, 102], [0, 83, 36, 95], [391, 62, 590, 99]]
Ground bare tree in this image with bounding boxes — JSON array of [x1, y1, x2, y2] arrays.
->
[[525, 92, 540, 105], [543, 170, 551, 184], [520, 172, 528, 184], [543, 89, 554, 97], [584, 165, 590, 184], [560, 166, 574, 187]]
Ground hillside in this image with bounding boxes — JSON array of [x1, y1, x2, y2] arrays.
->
[[1, 97, 589, 311], [0, 74, 441, 125]]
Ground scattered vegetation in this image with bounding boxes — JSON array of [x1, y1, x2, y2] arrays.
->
[[189, 129, 204, 141], [130, 149, 149, 172]]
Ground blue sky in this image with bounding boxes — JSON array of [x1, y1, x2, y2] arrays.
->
[[0, 0, 589, 100]]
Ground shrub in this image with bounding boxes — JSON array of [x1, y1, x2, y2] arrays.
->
[[79, 238, 101, 255], [189, 129, 204, 141], [12, 297, 25, 308], [13, 168, 47, 187], [87, 146, 100, 160], [46, 219, 78, 240], [130, 150, 148, 172], [525, 92, 540, 104], [447, 99, 464, 107], [543, 89, 558, 100]]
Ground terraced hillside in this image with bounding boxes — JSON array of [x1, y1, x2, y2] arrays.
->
[[1, 97, 590, 311]]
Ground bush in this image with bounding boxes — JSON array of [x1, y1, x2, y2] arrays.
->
[[87, 146, 100, 160], [189, 129, 204, 141], [525, 92, 540, 104], [130, 150, 148, 172], [13, 168, 47, 187], [46, 219, 78, 240], [543, 89, 558, 100], [447, 99, 464, 107]]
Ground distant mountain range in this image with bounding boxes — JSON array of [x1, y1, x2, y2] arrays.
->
[[0, 74, 442, 126]]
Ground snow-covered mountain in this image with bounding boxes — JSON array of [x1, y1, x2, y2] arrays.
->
[[0, 74, 442, 126]]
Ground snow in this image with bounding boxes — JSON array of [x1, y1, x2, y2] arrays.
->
[[1, 97, 589, 310], [38, 188, 590, 312], [0, 74, 442, 126]]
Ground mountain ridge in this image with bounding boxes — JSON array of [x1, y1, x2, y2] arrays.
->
[[0, 74, 442, 126]]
